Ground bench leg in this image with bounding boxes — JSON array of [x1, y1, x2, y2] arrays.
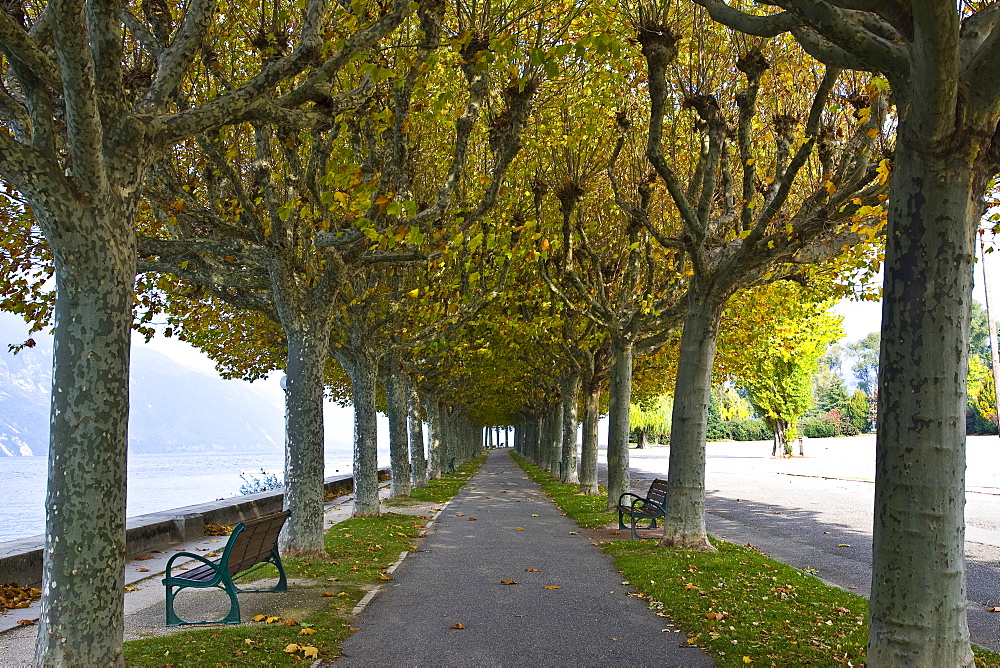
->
[[164, 582, 241, 626]]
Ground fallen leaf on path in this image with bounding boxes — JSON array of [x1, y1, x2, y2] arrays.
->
[[252, 614, 268, 621], [135, 555, 154, 561], [531, 514, 539, 517], [568, 531, 578, 535], [17, 619, 36, 626], [525, 568, 539, 572], [468, 518, 477, 521], [265, 616, 281, 624], [543, 586, 560, 590], [124, 586, 139, 592], [348, 627, 361, 631], [837, 544, 851, 548], [989, 607, 1000, 613], [451, 623, 466, 629], [136, 568, 149, 572], [500, 579, 518, 585], [321, 592, 337, 597], [456, 513, 465, 517], [516, 527, 525, 531]]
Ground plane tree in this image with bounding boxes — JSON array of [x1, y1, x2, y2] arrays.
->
[[0, 0, 419, 660]]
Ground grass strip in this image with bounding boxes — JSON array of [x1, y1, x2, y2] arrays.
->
[[384, 454, 488, 505], [512, 453, 616, 528], [125, 456, 484, 666], [512, 452, 1000, 667]]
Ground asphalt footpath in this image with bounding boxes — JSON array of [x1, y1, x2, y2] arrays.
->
[[334, 449, 712, 667]]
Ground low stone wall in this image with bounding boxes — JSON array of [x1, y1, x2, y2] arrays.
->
[[0, 469, 389, 587]]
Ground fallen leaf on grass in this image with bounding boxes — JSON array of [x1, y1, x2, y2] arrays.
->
[[124, 586, 139, 592], [252, 614, 268, 621], [322, 591, 337, 596], [705, 612, 725, 620], [743, 657, 752, 664], [283, 619, 299, 626], [265, 616, 282, 624], [525, 568, 539, 572], [450, 623, 466, 629], [299, 628, 317, 636], [500, 579, 518, 585], [543, 586, 560, 590], [379, 574, 393, 581]]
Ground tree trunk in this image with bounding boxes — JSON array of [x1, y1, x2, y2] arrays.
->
[[606, 337, 633, 510], [344, 354, 381, 517], [35, 211, 135, 666], [637, 429, 648, 449], [425, 398, 442, 479], [579, 381, 601, 495], [548, 401, 563, 475], [661, 286, 721, 550], [560, 371, 580, 483], [280, 328, 330, 556], [868, 141, 975, 667], [383, 354, 411, 498], [407, 385, 428, 487]]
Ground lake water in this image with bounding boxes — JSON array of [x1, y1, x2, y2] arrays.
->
[[0, 447, 389, 542]]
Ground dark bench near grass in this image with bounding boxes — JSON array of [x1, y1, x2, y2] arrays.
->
[[617, 479, 668, 540], [163, 509, 290, 626]]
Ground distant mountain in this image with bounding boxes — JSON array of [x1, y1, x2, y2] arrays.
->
[[0, 312, 285, 456]]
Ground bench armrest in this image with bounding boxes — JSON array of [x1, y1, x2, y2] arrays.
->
[[163, 552, 222, 582], [618, 492, 647, 506]]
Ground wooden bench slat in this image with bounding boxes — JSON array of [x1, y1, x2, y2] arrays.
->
[[618, 479, 668, 539]]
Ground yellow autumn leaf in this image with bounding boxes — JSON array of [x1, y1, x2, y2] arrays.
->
[[824, 181, 836, 196], [266, 616, 281, 624], [500, 579, 518, 585], [284, 643, 302, 653], [299, 627, 317, 635], [543, 585, 560, 590], [743, 657, 752, 664], [516, 527, 525, 531], [745, 158, 756, 166], [333, 192, 349, 203], [877, 158, 892, 185], [540, 238, 551, 251], [252, 614, 267, 622], [302, 646, 319, 659], [450, 623, 466, 629], [375, 194, 390, 213], [866, 127, 878, 138]]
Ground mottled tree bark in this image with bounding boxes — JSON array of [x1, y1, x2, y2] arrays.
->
[[579, 382, 601, 495], [548, 401, 563, 475], [35, 207, 136, 667], [342, 354, 381, 517], [280, 327, 330, 556], [425, 398, 442, 479], [560, 371, 580, 483], [606, 337, 633, 510], [383, 354, 411, 498], [662, 284, 722, 550], [407, 385, 428, 487], [869, 141, 975, 667]]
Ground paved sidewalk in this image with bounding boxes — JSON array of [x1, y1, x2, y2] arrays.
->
[[335, 450, 712, 667]]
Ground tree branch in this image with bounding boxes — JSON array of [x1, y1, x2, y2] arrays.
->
[[140, 0, 217, 112]]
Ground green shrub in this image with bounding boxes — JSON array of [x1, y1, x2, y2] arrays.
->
[[799, 416, 837, 438], [724, 418, 771, 441]]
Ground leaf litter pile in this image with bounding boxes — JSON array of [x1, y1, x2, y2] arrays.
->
[[1, 583, 41, 614]]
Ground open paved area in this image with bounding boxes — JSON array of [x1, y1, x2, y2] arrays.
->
[[626, 434, 1000, 653], [335, 449, 712, 666]]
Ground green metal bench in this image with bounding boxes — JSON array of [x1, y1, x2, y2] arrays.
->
[[163, 509, 290, 626], [617, 478, 668, 539]]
